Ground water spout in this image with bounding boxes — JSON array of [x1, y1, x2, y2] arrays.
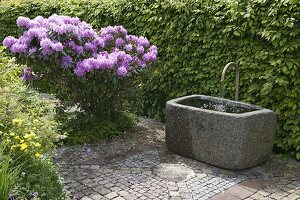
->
[[221, 62, 240, 101]]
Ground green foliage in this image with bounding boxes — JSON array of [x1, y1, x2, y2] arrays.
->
[[18, 155, 65, 200], [0, 48, 62, 153], [0, 142, 22, 200], [0, 0, 299, 159], [57, 110, 138, 145], [28, 58, 144, 120], [0, 47, 66, 199]]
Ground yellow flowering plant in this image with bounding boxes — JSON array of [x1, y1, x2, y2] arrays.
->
[[0, 115, 66, 200], [0, 46, 67, 199], [1, 118, 58, 159]]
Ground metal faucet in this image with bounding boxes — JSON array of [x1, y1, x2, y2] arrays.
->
[[221, 62, 240, 101]]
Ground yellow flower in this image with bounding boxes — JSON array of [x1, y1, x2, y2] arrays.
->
[[29, 132, 36, 137], [20, 143, 28, 151], [33, 120, 39, 123], [34, 143, 41, 147], [35, 152, 42, 158], [12, 118, 24, 125], [20, 139, 25, 143], [24, 132, 36, 139], [24, 134, 31, 139], [9, 132, 15, 137], [14, 135, 20, 140]]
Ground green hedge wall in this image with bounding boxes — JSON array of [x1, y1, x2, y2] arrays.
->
[[0, 0, 299, 159]]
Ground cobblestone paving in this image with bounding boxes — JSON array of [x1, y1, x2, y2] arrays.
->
[[55, 117, 300, 200]]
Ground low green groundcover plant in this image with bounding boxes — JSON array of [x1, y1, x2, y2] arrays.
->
[[57, 110, 138, 145]]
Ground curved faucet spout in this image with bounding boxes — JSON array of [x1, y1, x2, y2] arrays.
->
[[221, 62, 240, 101]]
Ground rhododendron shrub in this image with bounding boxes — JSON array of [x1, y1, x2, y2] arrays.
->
[[3, 15, 158, 116]]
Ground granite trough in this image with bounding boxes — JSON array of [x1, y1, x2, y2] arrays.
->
[[165, 95, 276, 170]]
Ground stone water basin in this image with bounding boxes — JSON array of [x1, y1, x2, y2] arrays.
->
[[165, 95, 276, 170]]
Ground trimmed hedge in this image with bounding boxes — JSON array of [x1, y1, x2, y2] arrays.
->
[[0, 0, 299, 159]]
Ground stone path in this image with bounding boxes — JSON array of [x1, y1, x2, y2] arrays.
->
[[55, 117, 300, 200]]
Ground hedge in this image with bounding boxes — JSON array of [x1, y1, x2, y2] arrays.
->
[[0, 0, 299, 159]]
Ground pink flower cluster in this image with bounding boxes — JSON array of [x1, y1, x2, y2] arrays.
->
[[3, 15, 158, 78]]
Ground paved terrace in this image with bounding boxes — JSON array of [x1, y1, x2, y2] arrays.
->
[[55, 118, 300, 200]]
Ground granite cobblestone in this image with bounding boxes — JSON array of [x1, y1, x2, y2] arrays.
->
[[56, 118, 300, 200]]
